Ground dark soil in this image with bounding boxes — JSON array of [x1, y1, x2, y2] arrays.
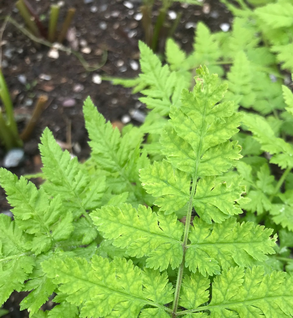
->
[[0, 0, 232, 316]]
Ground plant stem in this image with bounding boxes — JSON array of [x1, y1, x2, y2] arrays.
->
[[140, 5, 153, 48], [0, 113, 15, 149], [23, 0, 46, 38], [269, 166, 292, 201], [151, 5, 168, 52], [168, 11, 182, 39], [20, 95, 48, 141], [172, 178, 198, 316], [0, 69, 21, 149], [15, 0, 40, 37], [48, 5, 60, 42], [57, 8, 76, 43]]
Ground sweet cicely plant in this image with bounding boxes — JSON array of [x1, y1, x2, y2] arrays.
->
[[0, 66, 293, 317]]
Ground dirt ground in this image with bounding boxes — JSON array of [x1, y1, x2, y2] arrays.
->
[[0, 0, 232, 316]]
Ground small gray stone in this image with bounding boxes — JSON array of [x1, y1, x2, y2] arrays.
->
[[3, 148, 25, 168]]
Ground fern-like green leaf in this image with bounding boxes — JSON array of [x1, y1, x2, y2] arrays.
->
[[255, 3, 293, 29], [283, 84, 293, 116], [270, 190, 293, 231], [192, 176, 244, 223], [208, 266, 293, 317], [225, 51, 255, 108], [138, 41, 181, 116], [91, 203, 184, 271], [140, 160, 190, 214], [39, 128, 106, 219], [0, 215, 35, 305], [271, 43, 293, 72], [0, 168, 74, 253], [242, 112, 293, 169], [190, 22, 223, 76], [83, 97, 148, 203], [20, 256, 56, 316], [42, 255, 174, 318], [186, 217, 276, 276]]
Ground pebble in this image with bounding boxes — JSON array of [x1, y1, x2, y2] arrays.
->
[[203, 3, 210, 14], [90, 6, 98, 13], [116, 59, 124, 67], [17, 74, 26, 84], [130, 109, 146, 123], [123, 1, 133, 9], [121, 114, 131, 124], [210, 11, 219, 19], [99, 22, 107, 30], [48, 48, 59, 59], [220, 23, 230, 32], [92, 74, 102, 84], [4, 48, 13, 59], [168, 11, 177, 20], [134, 13, 142, 21], [24, 99, 33, 107], [130, 60, 139, 71], [62, 98, 76, 107], [73, 83, 84, 92], [81, 47, 91, 54], [1, 210, 13, 218], [128, 30, 137, 38], [3, 148, 25, 168], [119, 66, 127, 72], [185, 22, 196, 29], [39, 74, 52, 81]]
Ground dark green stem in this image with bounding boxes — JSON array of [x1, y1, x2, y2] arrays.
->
[[48, 5, 60, 42], [20, 95, 48, 141], [15, 0, 40, 37], [172, 178, 198, 317], [269, 166, 292, 202], [57, 8, 76, 43], [151, 5, 168, 52]]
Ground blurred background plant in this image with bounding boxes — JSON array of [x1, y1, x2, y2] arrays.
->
[[140, 0, 203, 53], [15, 0, 75, 43]]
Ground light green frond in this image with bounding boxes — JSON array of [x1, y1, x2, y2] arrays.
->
[[251, 72, 285, 115], [208, 266, 293, 317], [227, 18, 259, 58], [283, 85, 293, 116], [255, 3, 293, 29], [270, 190, 293, 231], [186, 217, 276, 276], [191, 22, 223, 76], [140, 160, 190, 214], [193, 176, 244, 224], [39, 128, 106, 218], [91, 203, 184, 271], [242, 112, 293, 169], [0, 215, 35, 305], [271, 43, 293, 72], [165, 38, 187, 71], [47, 302, 79, 318], [0, 168, 74, 253], [225, 51, 255, 108], [179, 272, 210, 310], [20, 256, 56, 316], [84, 97, 147, 202], [42, 255, 174, 318], [138, 41, 182, 116]]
